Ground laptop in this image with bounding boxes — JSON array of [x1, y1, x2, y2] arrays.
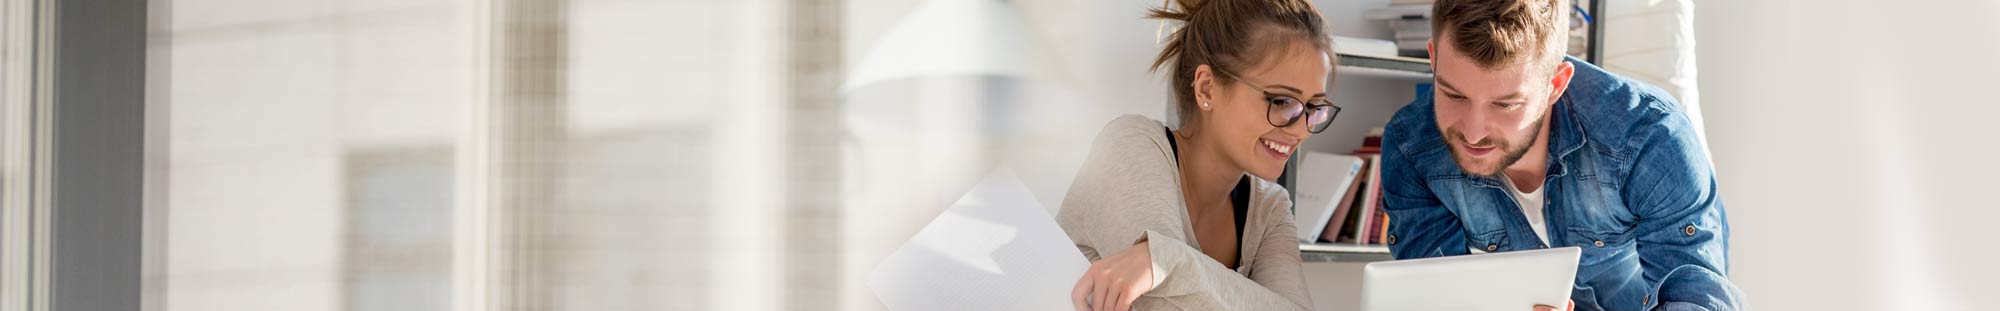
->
[[1362, 246, 1581, 311]]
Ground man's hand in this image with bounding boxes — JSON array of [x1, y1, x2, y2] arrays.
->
[[1533, 300, 1575, 311], [1071, 241, 1154, 311]]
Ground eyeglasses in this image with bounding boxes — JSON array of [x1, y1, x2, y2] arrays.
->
[[1213, 69, 1340, 134]]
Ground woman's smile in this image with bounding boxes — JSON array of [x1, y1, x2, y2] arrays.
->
[[1258, 137, 1296, 161]]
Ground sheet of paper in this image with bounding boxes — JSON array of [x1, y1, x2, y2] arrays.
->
[[869, 167, 1090, 311]]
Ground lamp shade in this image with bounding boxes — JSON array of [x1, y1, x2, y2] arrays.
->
[[842, 0, 1060, 93]]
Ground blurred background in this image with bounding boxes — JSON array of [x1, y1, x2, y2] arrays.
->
[[3, 0, 2000, 310]]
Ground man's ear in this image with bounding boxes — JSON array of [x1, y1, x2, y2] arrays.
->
[[1426, 39, 1436, 72], [1547, 60, 1576, 106], [1192, 64, 1217, 111]]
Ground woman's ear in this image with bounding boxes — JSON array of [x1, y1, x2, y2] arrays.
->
[[1192, 64, 1217, 111]]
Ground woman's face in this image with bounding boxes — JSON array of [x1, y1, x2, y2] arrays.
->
[[1197, 43, 1333, 181]]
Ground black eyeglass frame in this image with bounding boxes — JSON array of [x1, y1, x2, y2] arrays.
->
[[1211, 68, 1341, 134]]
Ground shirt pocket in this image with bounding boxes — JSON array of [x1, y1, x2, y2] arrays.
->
[[1565, 227, 1642, 310], [1567, 227, 1635, 261], [1571, 283, 1607, 311], [1560, 226, 1640, 271], [1464, 229, 1511, 253]]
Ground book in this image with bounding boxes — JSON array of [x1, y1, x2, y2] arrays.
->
[[1293, 152, 1368, 242], [1333, 35, 1400, 58], [1331, 167, 1369, 243], [1378, 213, 1392, 245], [1352, 153, 1385, 245], [1364, 4, 1433, 20], [1369, 158, 1391, 244], [1319, 159, 1369, 243]]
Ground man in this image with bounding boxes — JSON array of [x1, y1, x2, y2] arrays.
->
[[1379, 0, 1743, 310]]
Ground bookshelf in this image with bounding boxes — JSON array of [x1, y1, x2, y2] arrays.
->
[[1299, 242, 1394, 262], [1281, 52, 1428, 263], [1286, 3, 1607, 309], [1287, 0, 1608, 263], [1334, 52, 1433, 79]]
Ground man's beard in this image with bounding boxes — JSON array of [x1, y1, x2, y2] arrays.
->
[[1442, 114, 1546, 179]]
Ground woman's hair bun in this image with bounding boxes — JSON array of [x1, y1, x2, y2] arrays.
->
[[1144, 0, 1332, 126], [1147, 0, 1209, 22]]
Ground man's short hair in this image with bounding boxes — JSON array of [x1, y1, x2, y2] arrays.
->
[[1432, 0, 1569, 72]]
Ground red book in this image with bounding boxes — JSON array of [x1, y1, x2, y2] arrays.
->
[[1363, 160, 1388, 244], [1352, 154, 1385, 245]]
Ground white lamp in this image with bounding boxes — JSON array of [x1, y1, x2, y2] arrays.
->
[[842, 0, 1063, 92], [839, 2, 1080, 310]]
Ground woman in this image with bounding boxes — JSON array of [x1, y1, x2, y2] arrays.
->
[[1056, 0, 1339, 310]]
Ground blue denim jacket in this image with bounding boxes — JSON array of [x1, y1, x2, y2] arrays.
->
[[1380, 57, 1743, 311]]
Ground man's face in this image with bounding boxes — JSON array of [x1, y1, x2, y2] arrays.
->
[[1429, 35, 1566, 178]]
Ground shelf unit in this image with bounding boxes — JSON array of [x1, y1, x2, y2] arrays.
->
[[1282, 52, 1427, 263], [1286, 0, 1606, 265], [1335, 52, 1433, 79], [1299, 242, 1394, 263]]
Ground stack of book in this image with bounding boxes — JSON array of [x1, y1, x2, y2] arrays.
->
[[1293, 128, 1393, 245], [1365, 0, 1435, 58], [1332, 35, 1400, 58]]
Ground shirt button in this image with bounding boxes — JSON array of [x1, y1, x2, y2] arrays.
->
[[1388, 234, 1397, 245], [1685, 225, 1698, 236], [1486, 244, 1497, 251], [1594, 240, 1605, 247], [1644, 294, 1652, 305]]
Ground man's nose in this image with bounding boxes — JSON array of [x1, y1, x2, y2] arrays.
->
[[1457, 110, 1489, 144]]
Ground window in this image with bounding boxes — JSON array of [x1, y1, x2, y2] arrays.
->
[[145, 0, 839, 310]]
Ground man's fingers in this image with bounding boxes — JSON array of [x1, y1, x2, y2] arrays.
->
[[1071, 274, 1093, 311], [1532, 305, 1560, 311]]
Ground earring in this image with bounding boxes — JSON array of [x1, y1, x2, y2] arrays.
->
[[1201, 101, 1210, 109]]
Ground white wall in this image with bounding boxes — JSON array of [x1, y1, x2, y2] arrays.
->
[[1696, 0, 2000, 309]]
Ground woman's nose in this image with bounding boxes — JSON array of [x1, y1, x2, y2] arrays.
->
[[1281, 116, 1312, 135]]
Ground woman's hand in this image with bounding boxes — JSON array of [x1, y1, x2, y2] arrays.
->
[[1071, 241, 1155, 311], [1533, 300, 1574, 311]]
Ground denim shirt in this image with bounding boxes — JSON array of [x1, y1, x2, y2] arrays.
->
[[1380, 57, 1744, 311]]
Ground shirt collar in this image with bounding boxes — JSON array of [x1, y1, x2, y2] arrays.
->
[[1546, 56, 1598, 179]]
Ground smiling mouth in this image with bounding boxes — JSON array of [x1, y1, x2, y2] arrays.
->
[[1260, 138, 1294, 159], [1463, 144, 1495, 156]]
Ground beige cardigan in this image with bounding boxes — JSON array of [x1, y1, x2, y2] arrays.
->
[[1057, 115, 1312, 310]]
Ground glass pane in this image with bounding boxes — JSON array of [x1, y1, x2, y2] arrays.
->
[[0, 0, 10, 251], [147, 0, 820, 310], [149, 0, 467, 310], [559, 0, 810, 308]]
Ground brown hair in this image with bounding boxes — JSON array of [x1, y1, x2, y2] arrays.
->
[[1148, 0, 1332, 126], [1431, 0, 1569, 71]]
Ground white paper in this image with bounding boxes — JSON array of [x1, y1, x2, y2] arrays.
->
[[869, 167, 1090, 311]]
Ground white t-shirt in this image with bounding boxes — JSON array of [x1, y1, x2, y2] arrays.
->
[[1468, 174, 1550, 254], [1500, 174, 1550, 245]]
